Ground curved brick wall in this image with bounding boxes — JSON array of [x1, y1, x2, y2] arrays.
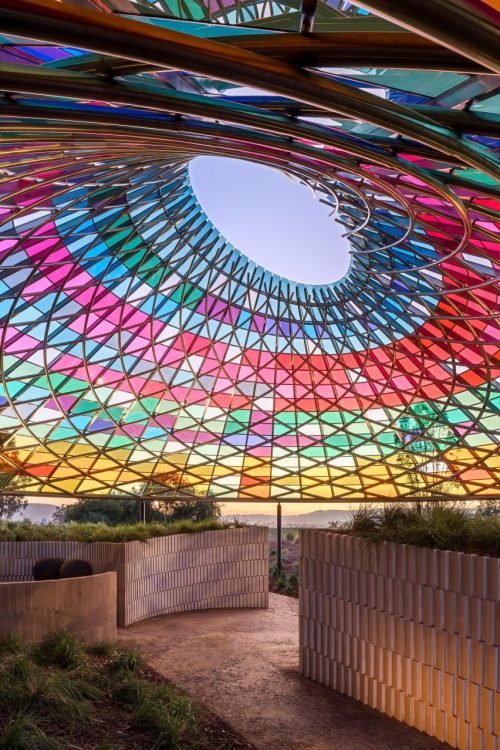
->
[[0, 572, 117, 642], [119, 526, 269, 626], [300, 530, 500, 750], [0, 527, 269, 627]]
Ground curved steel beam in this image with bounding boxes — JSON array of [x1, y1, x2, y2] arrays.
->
[[6, 97, 500, 171], [227, 31, 493, 72], [46, 32, 491, 75], [0, 66, 483, 189], [346, 0, 500, 73], [0, 0, 497, 182], [224, 96, 500, 138], [2, 112, 499, 207]]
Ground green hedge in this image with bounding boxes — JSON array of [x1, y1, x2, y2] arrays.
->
[[0, 519, 243, 543]]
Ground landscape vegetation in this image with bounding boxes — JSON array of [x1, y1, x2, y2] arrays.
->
[[0, 631, 253, 750], [1, 496, 499, 748], [331, 501, 500, 555]]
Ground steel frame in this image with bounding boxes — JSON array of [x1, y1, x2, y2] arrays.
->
[[0, 0, 497, 502]]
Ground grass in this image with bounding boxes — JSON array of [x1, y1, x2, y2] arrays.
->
[[0, 518, 244, 543], [0, 713, 55, 750], [269, 567, 298, 596], [36, 630, 86, 670], [0, 632, 253, 750], [333, 503, 500, 554], [269, 529, 300, 597]]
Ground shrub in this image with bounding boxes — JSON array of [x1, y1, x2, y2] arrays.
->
[[53, 497, 222, 527], [36, 631, 86, 670], [113, 675, 199, 749], [0, 633, 28, 657], [285, 531, 295, 541], [109, 649, 143, 676], [131, 685, 198, 748], [86, 642, 116, 658], [0, 713, 57, 750], [0, 635, 241, 750], [275, 571, 287, 592], [332, 502, 500, 554]]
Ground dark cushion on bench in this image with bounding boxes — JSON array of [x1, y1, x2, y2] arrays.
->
[[59, 559, 93, 579], [32, 557, 64, 580]]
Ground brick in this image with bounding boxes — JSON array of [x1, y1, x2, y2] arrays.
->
[[493, 693, 500, 737], [484, 644, 499, 690], [423, 703, 434, 737], [486, 558, 500, 601], [445, 712, 457, 748], [449, 552, 463, 593], [430, 667, 443, 709], [459, 636, 472, 681], [471, 640, 485, 685], [433, 707, 446, 742], [479, 687, 494, 733], [457, 718, 470, 750], [471, 597, 483, 642], [457, 593, 471, 638], [437, 550, 451, 591], [467, 681, 480, 727], [469, 725, 484, 750], [442, 671, 455, 715], [434, 629, 446, 671], [445, 632, 459, 674], [414, 546, 429, 586]]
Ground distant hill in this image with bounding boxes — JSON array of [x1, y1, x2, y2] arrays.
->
[[12, 503, 348, 528], [224, 508, 350, 528], [12, 503, 58, 524]]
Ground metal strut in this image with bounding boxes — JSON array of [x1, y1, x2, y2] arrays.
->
[[300, 0, 318, 33], [277, 502, 282, 574]]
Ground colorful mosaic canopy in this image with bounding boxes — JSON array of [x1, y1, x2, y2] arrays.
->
[[0, 0, 498, 500]]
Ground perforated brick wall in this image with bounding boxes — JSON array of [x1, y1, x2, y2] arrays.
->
[[120, 526, 269, 625], [299, 530, 500, 750]]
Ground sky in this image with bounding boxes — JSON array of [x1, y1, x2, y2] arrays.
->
[[189, 156, 351, 285], [221, 501, 355, 515], [25, 497, 361, 517]]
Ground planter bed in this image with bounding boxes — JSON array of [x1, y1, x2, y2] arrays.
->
[[300, 529, 499, 750], [1, 526, 269, 627]]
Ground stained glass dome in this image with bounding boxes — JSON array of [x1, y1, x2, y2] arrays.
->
[[0, 0, 498, 501]]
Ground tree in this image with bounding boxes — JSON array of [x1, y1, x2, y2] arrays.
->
[[145, 470, 221, 522], [53, 470, 221, 526], [476, 498, 500, 517], [53, 498, 168, 526], [0, 432, 28, 520], [393, 404, 461, 506], [159, 498, 221, 523]]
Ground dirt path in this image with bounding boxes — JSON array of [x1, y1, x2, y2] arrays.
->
[[118, 594, 447, 750]]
